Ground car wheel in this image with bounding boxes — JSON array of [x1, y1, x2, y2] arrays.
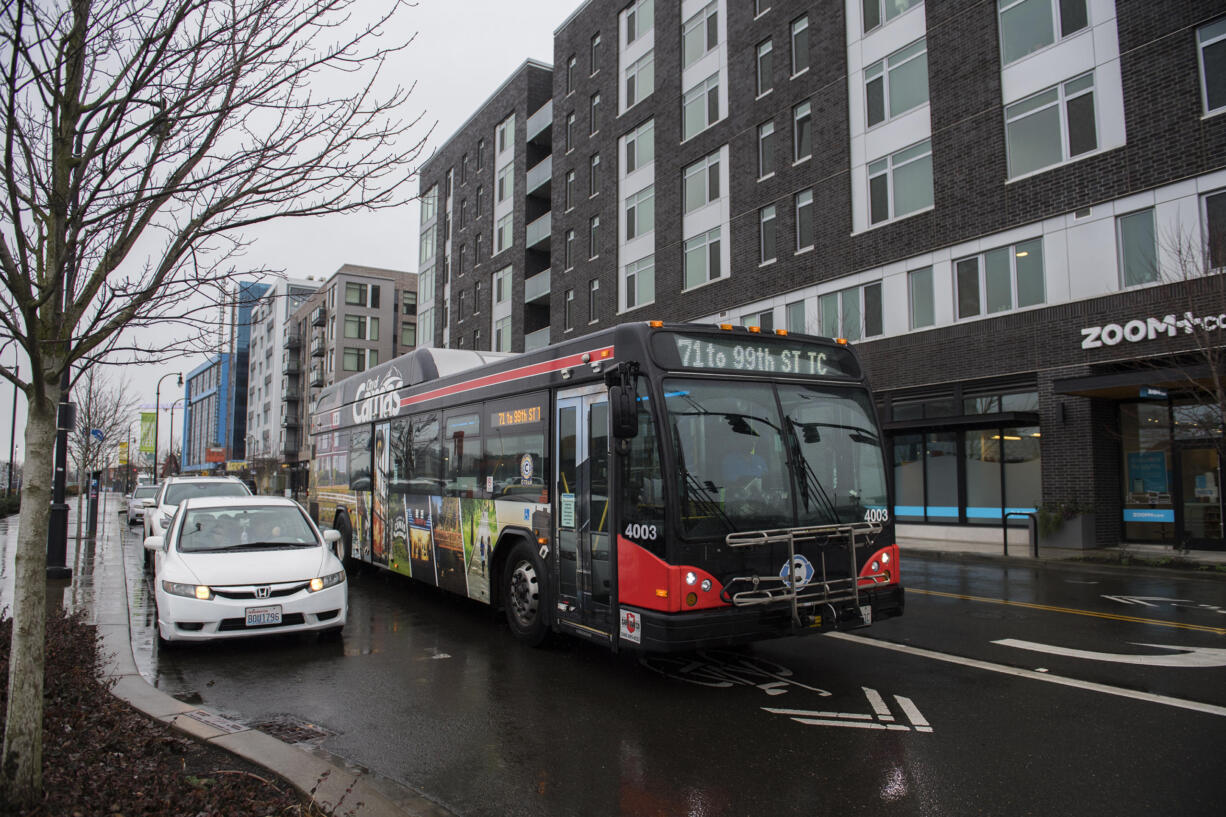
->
[[318, 625, 344, 642], [502, 539, 550, 647]]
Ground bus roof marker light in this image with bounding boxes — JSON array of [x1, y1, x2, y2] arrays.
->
[[748, 325, 761, 333], [718, 323, 733, 331], [836, 338, 849, 345], [648, 320, 664, 328], [775, 329, 788, 336]]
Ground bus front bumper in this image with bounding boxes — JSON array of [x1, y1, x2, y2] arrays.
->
[[618, 584, 904, 653]]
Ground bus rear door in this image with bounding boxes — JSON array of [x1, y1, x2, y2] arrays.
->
[[555, 386, 614, 641]]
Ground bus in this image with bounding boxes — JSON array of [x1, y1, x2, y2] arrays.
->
[[308, 321, 903, 652]]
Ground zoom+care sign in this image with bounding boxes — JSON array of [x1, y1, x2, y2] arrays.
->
[[1081, 311, 1226, 349]]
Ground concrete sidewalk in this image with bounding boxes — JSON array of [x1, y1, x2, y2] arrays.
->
[[79, 493, 454, 817]]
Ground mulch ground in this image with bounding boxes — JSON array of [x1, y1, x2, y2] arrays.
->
[[0, 610, 318, 816]]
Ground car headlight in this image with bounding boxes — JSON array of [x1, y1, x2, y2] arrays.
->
[[309, 571, 346, 592], [162, 580, 212, 600]]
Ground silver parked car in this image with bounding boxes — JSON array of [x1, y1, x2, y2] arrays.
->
[[126, 485, 159, 526]]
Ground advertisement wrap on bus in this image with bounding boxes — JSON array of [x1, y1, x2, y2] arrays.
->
[[308, 322, 903, 652]]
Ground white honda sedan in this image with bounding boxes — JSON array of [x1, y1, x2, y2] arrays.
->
[[145, 496, 347, 644]]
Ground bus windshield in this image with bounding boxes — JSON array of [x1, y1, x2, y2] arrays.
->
[[664, 379, 887, 537]]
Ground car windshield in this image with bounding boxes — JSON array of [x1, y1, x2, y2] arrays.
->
[[664, 378, 888, 537], [133, 486, 158, 500], [163, 481, 249, 507], [178, 506, 318, 553]]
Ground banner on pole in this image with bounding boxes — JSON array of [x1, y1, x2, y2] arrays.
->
[[139, 412, 156, 455], [118, 441, 128, 466]]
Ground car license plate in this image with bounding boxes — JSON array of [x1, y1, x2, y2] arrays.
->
[[859, 604, 872, 625], [245, 605, 282, 626]]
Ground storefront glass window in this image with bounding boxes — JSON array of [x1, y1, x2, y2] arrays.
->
[[1172, 400, 1223, 440], [893, 433, 925, 521], [1003, 426, 1042, 512], [965, 430, 1003, 523], [1121, 402, 1175, 543], [1002, 391, 1039, 412], [926, 432, 958, 519]]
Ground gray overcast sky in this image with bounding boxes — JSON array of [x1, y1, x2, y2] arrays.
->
[[1, 0, 580, 466]]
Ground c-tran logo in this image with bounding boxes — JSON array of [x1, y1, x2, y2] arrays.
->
[[352, 370, 404, 424]]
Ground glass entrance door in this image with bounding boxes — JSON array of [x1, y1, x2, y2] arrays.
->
[[1177, 443, 1224, 549], [555, 386, 612, 632]]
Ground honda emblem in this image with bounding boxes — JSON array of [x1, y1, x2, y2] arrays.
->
[[255, 586, 271, 599]]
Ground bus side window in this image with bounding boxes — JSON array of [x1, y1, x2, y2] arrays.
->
[[411, 413, 442, 492], [444, 412, 482, 498], [622, 377, 665, 556], [349, 429, 370, 492]]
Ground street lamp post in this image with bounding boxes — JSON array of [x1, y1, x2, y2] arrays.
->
[[153, 372, 182, 482], [168, 397, 184, 476], [125, 418, 140, 493]]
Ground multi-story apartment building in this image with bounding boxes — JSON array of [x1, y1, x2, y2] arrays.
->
[[417, 61, 556, 353], [418, 0, 1226, 551], [284, 264, 418, 497], [246, 277, 318, 493]]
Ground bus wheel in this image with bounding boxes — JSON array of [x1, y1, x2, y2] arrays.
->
[[503, 540, 550, 646], [336, 514, 355, 567]]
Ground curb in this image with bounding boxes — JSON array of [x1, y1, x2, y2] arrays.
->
[[92, 494, 454, 817], [902, 545, 1226, 583]]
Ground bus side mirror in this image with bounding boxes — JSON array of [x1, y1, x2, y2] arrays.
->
[[609, 384, 638, 440]]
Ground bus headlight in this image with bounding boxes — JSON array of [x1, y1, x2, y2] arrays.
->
[[684, 571, 697, 586]]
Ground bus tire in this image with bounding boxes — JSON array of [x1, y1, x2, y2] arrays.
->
[[502, 539, 550, 647], [335, 513, 355, 567]]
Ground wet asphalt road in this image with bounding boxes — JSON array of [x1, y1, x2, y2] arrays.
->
[[21, 512, 1226, 817]]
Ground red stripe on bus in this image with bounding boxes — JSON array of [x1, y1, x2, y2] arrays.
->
[[398, 346, 615, 409]]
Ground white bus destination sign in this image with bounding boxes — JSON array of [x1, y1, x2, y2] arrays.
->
[[654, 333, 861, 379]]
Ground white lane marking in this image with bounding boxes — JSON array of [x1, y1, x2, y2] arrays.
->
[[894, 695, 932, 733], [863, 686, 894, 721], [762, 709, 912, 731], [992, 639, 1226, 668], [765, 708, 874, 720], [827, 632, 1226, 718], [1102, 595, 1192, 607]]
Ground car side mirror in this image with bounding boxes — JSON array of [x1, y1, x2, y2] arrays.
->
[[143, 536, 164, 552], [141, 498, 156, 508], [323, 529, 341, 544]]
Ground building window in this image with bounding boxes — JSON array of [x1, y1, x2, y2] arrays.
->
[[460, 153, 468, 184], [421, 185, 438, 223], [475, 186, 484, 215], [742, 310, 774, 330], [683, 227, 722, 289], [820, 283, 882, 340], [591, 31, 601, 74], [625, 51, 655, 109], [476, 139, 484, 169], [342, 347, 364, 372], [403, 291, 417, 315], [955, 237, 1046, 319], [786, 300, 805, 332], [494, 266, 511, 304], [908, 266, 934, 328], [626, 185, 655, 240], [566, 111, 576, 152], [495, 213, 512, 254], [868, 138, 933, 225], [1005, 72, 1097, 178], [497, 165, 513, 202], [589, 153, 601, 196], [789, 16, 810, 77], [590, 92, 601, 133], [1206, 190, 1226, 269], [759, 204, 777, 264], [567, 55, 577, 93], [755, 0, 770, 17], [564, 289, 575, 331], [756, 40, 773, 97], [588, 278, 600, 323], [401, 322, 417, 347], [589, 216, 600, 258], [863, 0, 922, 34], [367, 349, 379, 368], [475, 233, 484, 262], [565, 169, 576, 210], [457, 289, 467, 319], [682, 2, 718, 69], [625, 0, 653, 44], [999, 0, 1088, 66], [866, 38, 928, 128], [795, 189, 814, 252], [1118, 209, 1158, 287], [491, 316, 509, 352], [623, 255, 655, 310], [565, 229, 576, 269], [345, 282, 367, 306], [1199, 18, 1226, 116], [344, 315, 366, 339], [683, 151, 720, 213], [793, 101, 811, 162], [497, 117, 512, 152], [625, 119, 655, 172], [758, 120, 775, 178], [682, 73, 720, 140]]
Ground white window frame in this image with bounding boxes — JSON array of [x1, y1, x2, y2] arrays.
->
[[1117, 208, 1159, 288], [819, 283, 882, 341], [493, 266, 511, 304], [1004, 72, 1097, 179], [623, 255, 655, 311], [682, 73, 720, 141], [494, 315, 512, 352], [790, 15, 809, 76], [795, 189, 814, 252], [793, 101, 811, 162], [757, 120, 775, 179], [954, 237, 1046, 319], [756, 39, 773, 98], [683, 2, 719, 69], [495, 213, 513, 254], [624, 0, 654, 46], [625, 119, 655, 173], [683, 227, 723, 290], [908, 266, 935, 329], [565, 229, 576, 270], [759, 204, 777, 264], [683, 151, 721, 213], [1198, 18, 1226, 117], [625, 186, 655, 241], [588, 278, 600, 323], [998, 0, 1089, 66], [589, 215, 601, 258], [867, 138, 933, 225], [589, 153, 601, 196], [865, 37, 929, 129], [625, 51, 655, 109], [590, 92, 601, 134], [496, 165, 513, 203], [564, 289, 575, 331], [862, 0, 922, 34]]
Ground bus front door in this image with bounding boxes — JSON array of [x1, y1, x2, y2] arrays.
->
[[555, 386, 613, 638]]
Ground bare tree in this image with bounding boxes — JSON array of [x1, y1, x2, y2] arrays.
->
[[0, 0, 428, 804], [67, 367, 139, 480]]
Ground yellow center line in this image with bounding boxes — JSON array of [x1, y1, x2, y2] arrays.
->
[[910, 587, 1226, 635]]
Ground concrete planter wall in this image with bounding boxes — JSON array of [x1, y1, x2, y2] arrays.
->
[[1039, 513, 1097, 550]]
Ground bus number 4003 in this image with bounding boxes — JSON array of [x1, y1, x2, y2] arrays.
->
[[864, 508, 889, 524], [625, 523, 659, 540]]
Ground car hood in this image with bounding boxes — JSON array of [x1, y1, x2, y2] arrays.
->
[[172, 547, 333, 586]]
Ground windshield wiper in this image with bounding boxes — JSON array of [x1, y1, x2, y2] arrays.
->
[[214, 541, 315, 551], [787, 419, 840, 523]]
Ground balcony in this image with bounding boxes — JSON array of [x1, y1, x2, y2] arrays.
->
[[283, 384, 300, 402], [524, 326, 550, 352], [524, 269, 550, 305], [281, 431, 300, 456], [311, 305, 326, 327], [310, 337, 326, 358], [525, 212, 550, 251], [281, 356, 301, 375], [526, 155, 551, 196], [309, 367, 324, 387], [526, 100, 552, 146], [281, 414, 300, 429], [285, 331, 301, 350]]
